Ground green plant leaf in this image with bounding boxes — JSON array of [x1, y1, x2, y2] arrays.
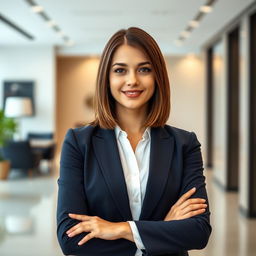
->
[[0, 109, 18, 160]]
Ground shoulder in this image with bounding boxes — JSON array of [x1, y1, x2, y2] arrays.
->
[[163, 124, 194, 141], [63, 125, 100, 154], [68, 125, 98, 141], [163, 124, 201, 149]]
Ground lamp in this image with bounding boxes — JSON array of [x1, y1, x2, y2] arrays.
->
[[5, 97, 32, 117], [4, 97, 33, 140]]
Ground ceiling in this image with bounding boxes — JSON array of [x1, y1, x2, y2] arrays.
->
[[0, 0, 255, 55]]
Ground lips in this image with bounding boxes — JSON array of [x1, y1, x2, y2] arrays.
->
[[122, 90, 143, 98]]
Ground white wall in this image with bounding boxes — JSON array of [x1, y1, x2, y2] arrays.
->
[[165, 55, 205, 156], [0, 46, 55, 139]]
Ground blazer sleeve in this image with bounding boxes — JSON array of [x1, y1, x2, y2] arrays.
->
[[57, 129, 91, 255], [134, 132, 212, 255]]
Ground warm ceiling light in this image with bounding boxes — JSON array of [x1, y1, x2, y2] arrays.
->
[[180, 30, 191, 38], [31, 5, 44, 13], [189, 20, 200, 28], [46, 20, 56, 27], [200, 5, 212, 13]]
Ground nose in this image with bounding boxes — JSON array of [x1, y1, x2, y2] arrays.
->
[[126, 70, 138, 86]]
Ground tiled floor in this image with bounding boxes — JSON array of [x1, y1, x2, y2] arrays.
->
[[0, 167, 255, 256]]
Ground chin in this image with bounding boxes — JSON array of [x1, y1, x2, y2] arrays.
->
[[123, 103, 147, 111]]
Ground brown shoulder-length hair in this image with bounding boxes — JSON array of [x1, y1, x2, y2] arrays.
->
[[89, 27, 170, 129]]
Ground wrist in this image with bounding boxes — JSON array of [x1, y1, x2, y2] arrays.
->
[[117, 222, 134, 242]]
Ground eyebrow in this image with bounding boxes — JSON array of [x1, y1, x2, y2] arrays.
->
[[111, 61, 151, 67]]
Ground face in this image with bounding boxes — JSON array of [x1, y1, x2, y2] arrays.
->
[[109, 44, 155, 114]]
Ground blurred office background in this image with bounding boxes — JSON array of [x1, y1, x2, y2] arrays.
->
[[0, 0, 256, 255]]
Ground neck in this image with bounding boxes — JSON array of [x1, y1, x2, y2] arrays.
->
[[116, 106, 148, 135]]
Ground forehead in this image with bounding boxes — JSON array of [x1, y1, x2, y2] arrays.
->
[[111, 44, 149, 63]]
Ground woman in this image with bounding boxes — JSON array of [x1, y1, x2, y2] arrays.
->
[[57, 27, 211, 256]]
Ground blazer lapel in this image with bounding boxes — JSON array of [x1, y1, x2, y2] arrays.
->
[[140, 126, 174, 220], [92, 128, 133, 220]]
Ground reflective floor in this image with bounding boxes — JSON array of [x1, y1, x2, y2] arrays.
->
[[190, 171, 256, 256], [0, 167, 63, 256], [0, 166, 256, 256]]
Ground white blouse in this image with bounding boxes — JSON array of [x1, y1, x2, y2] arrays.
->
[[114, 125, 151, 256]]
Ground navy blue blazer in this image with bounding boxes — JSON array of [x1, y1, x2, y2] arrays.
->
[[57, 125, 211, 256]]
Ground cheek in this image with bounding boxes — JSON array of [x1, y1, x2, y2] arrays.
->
[[145, 77, 155, 93], [109, 85, 117, 99], [146, 80, 156, 100], [109, 76, 123, 91], [109, 81, 122, 100], [109, 79, 117, 93]]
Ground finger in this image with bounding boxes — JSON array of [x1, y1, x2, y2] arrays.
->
[[66, 223, 81, 234], [68, 223, 92, 237], [68, 226, 85, 237], [66, 221, 90, 235], [68, 214, 91, 221], [78, 232, 95, 246], [181, 203, 207, 215], [180, 198, 206, 210], [175, 187, 196, 206], [180, 208, 206, 220]]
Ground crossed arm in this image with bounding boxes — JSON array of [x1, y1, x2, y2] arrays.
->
[[66, 187, 207, 246]]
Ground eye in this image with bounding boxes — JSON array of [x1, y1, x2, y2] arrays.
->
[[138, 67, 152, 73], [113, 68, 126, 74]]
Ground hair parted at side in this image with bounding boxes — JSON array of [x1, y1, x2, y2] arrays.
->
[[89, 27, 171, 129]]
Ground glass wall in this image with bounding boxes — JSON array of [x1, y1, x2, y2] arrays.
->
[[212, 38, 227, 188]]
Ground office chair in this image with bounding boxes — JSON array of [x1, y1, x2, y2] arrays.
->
[[2, 140, 41, 176]]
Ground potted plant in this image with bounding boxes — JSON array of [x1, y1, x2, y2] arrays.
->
[[0, 109, 17, 180]]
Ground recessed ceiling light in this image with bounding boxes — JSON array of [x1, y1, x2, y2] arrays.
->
[[200, 5, 212, 13], [31, 5, 44, 13], [180, 31, 191, 38], [46, 20, 56, 27], [189, 20, 200, 28]]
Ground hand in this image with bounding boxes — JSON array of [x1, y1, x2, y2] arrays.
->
[[164, 187, 207, 221], [66, 214, 134, 245]]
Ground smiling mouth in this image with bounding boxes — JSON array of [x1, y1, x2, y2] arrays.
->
[[122, 90, 143, 98]]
